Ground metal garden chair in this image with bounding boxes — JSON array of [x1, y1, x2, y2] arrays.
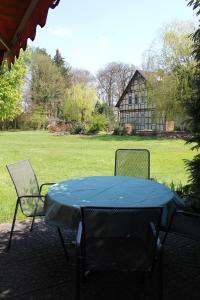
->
[[114, 148, 150, 179], [6, 160, 68, 257], [75, 206, 163, 300]]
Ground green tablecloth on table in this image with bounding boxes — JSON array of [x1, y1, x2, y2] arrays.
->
[[45, 176, 184, 229]]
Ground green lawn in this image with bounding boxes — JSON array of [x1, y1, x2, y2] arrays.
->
[[0, 131, 195, 223]]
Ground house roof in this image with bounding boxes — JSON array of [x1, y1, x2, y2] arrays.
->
[[115, 69, 147, 108], [0, 0, 60, 67]]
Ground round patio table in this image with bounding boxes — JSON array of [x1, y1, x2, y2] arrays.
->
[[45, 176, 184, 229]]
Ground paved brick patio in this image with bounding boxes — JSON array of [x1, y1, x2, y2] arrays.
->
[[0, 213, 200, 300]]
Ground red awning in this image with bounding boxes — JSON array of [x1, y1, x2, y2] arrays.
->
[[0, 0, 60, 66]]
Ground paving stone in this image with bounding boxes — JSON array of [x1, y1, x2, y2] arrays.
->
[[0, 217, 200, 300]]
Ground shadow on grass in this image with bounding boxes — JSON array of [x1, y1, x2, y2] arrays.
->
[[82, 134, 159, 142]]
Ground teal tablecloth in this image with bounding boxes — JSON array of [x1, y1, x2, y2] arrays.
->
[[45, 176, 184, 229]]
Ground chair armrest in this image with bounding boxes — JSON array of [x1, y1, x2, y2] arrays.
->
[[39, 182, 55, 194]]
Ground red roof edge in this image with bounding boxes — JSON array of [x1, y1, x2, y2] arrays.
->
[[4, 0, 60, 67]]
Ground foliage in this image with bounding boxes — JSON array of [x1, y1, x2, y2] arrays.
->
[[71, 122, 86, 134], [168, 180, 190, 198], [94, 101, 113, 116], [29, 107, 48, 130], [113, 125, 127, 136], [31, 49, 66, 120], [16, 107, 48, 130], [143, 21, 196, 121], [87, 114, 109, 134], [53, 49, 72, 87], [0, 51, 28, 123], [181, 1, 200, 211], [185, 154, 200, 187], [187, 0, 200, 61], [113, 124, 135, 135], [183, 68, 200, 147], [146, 71, 180, 120], [94, 101, 116, 131], [64, 83, 97, 122]]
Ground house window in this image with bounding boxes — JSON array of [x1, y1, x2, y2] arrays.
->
[[140, 112, 145, 125], [126, 114, 130, 123], [135, 94, 138, 104], [128, 95, 132, 105]]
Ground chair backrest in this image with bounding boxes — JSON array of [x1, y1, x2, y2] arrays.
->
[[6, 160, 40, 216], [114, 148, 150, 179], [7, 160, 40, 197], [80, 206, 162, 271]]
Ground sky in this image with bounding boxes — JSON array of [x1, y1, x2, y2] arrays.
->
[[29, 0, 198, 74]]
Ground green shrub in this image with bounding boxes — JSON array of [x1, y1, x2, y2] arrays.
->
[[28, 109, 47, 130], [113, 125, 126, 136], [71, 122, 86, 134], [169, 180, 190, 198], [87, 114, 109, 134], [16, 110, 48, 130]]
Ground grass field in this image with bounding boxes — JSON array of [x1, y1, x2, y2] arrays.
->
[[0, 130, 195, 223]]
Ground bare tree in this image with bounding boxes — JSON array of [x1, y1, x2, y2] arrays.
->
[[96, 62, 135, 106], [71, 68, 96, 87]]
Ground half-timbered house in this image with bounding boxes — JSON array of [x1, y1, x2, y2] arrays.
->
[[115, 70, 174, 132]]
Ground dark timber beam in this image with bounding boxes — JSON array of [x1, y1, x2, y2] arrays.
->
[[0, 34, 10, 51]]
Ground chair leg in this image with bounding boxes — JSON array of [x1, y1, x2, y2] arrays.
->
[[143, 272, 150, 300], [57, 227, 69, 260], [30, 216, 36, 231], [7, 199, 19, 251], [158, 252, 163, 300], [30, 199, 40, 231], [75, 252, 81, 300], [162, 211, 175, 245]]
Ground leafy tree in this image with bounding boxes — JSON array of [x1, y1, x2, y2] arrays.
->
[[94, 101, 114, 117], [0, 51, 28, 127], [53, 49, 72, 87], [94, 101, 116, 131], [143, 21, 196, 122], [182, 0, 200, 210], [34, 47, 50, 57], [188, 0, 200, 61], [31, 49, 66, 120], [64, 83, 97, 122]]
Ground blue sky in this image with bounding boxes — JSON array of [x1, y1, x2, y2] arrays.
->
[[29, 0, 198, 74]]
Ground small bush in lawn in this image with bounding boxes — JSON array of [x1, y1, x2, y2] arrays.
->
[[17, 109, 48, 130], [71, 122, 86, 134], [87, 114, 109, 134], [113, 125, 126, 136]]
